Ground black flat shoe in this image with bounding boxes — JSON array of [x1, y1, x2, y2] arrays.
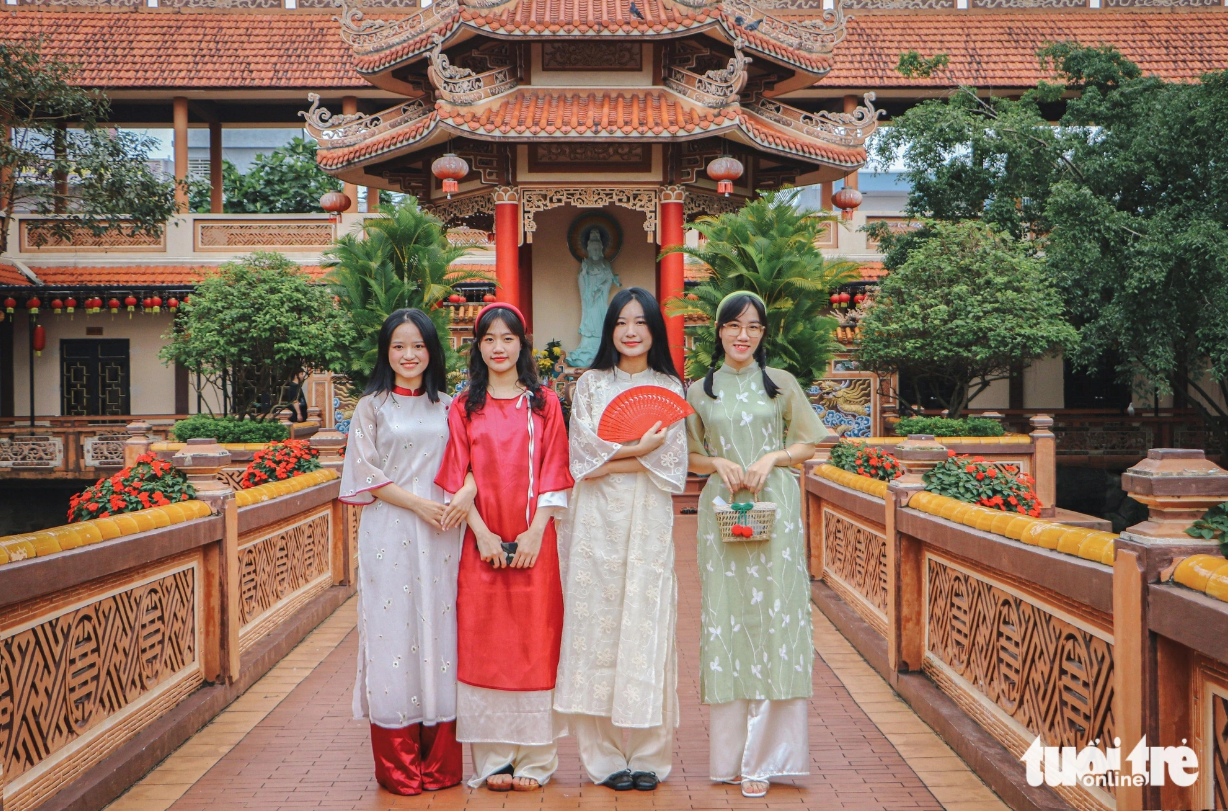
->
[[599, 769, 634, 791], [631, 771, 659, 791]]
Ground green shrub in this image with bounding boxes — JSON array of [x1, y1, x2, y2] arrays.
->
[[172, 415, 288, 444], [828, 438, 863, 471], [893, 416, 1005, 438]]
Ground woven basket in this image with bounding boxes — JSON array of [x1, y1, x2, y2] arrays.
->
[[715, 500, 777, 542]]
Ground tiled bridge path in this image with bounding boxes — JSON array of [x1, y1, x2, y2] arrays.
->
[[106, 517, 1010, 811]]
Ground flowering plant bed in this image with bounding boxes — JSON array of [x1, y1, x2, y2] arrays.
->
[[240, 439, 322, 489], [924, 452, 1041, 517], [828, 438, 904, 482], [69, 453, 196, 522]]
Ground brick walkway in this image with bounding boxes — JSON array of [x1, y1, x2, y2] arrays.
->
[[108, 517, 1006, 811]]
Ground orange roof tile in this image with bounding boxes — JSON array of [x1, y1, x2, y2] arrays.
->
[[825, 11, 1228, 89], [858, 261, 886, 281], [24, 265, 326, 287], [0, 265, 32, 287], [3, 11, 366, 89], [317, 112, 439, 168]]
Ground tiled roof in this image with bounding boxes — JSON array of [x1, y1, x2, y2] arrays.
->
[[859, 261, 886, 281], [824, 11, 1228, 89], [10, 265, 327, 287], [317, 113, 438, 168], [0, 265, 32, 287], [2, 11, 366, 89]]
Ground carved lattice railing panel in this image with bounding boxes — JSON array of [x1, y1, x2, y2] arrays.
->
[[520, 188, 659, 242], [194, 221, 334, 251], [1215, 691, 1228, 810], [821, 507, 888, 636], [19, 220, 165, 253], [0, 436, 65, 470], [924, 553, 1115, 811], [0, 555, 201, 811], [236, 507, 333, 653], [82, 434, 127, 468]]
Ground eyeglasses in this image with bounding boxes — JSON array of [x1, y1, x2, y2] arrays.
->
[[720, 322, 765, 338]]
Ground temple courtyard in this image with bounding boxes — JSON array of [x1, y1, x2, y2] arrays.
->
[[103, 518, 1006, 811]]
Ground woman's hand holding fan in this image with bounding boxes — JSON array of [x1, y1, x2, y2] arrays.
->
[[597, 386, 695, 445]]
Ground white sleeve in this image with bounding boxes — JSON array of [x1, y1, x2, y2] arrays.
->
[[538, 490, 568, 509]]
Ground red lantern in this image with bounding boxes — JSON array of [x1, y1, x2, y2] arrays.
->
[[65, 297, 77, 313], [706, 155, 744, 197], [51, 299, 63, 314], [124, 295, 137, 313], [91, 297, 103, 314], [432, 153, 469, 199], [838, 292, 851, 305], [829, 293, 840, 305], [168, 297, 180, 313], [3, 297, 15, 314], [832, 187, 863, 221], [182, 294, 189, 304], [854, 293, 866, 305], [142, 298, 153, 314], [32, 324, 45, 356], [151, 296, 162, 314], [109, 298, 121, 314], [482, 293, 496, 303], [320, 191, 351, 223], [26, 297, 40, 315]]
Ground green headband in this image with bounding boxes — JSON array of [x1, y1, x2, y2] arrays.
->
[[716, 290, 766, 324]]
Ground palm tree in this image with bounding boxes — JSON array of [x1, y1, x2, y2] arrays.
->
[[663, 188, 860, 383], [323, 197, 487, 392]]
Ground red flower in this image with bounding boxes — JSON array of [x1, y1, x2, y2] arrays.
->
[[975, 472, 985, 480], [986, 468, 998, 478], [965, 464, 975, 473]]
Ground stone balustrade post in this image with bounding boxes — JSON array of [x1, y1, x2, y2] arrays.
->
[[1029, 414, 1057, 518], [173, 438, 240, 683], [887, 474, 927, 683], [123, 420, 153, 467], [893, 434, 947, 478], [1114, 449, 1228, 811]]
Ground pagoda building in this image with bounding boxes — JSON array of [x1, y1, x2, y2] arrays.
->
[[303, 0, 880, 371]]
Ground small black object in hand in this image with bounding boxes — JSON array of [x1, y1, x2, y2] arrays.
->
[[500, 541, 518, 566]]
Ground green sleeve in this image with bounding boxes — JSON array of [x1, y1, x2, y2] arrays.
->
[[774, 370, 827, 446], [685, 384, 709, 457]]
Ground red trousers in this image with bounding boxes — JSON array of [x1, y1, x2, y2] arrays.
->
[[369, 720, 463, 795]]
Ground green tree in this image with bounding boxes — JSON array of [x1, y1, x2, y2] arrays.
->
[[188, 137, 342, 214], [664, 188, 859, 383], [160, 252, 353, 418], [872, 43, 1228, 445], [856, 220, 1076, 418], [323, 198, 485, 393], [0, 37, 177, 253]]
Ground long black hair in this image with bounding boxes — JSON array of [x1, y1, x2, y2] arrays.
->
[[365, 308, 447, 403], [464, 306, 545, 416], [703, 293, 781, 400], [589, 287, 680, 380]]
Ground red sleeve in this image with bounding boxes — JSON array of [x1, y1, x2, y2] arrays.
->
[[537, 391, 575, 495], [434, 394, 472, 495]]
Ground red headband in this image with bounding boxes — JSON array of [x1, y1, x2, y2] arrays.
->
[[475, 301, 526, 327]]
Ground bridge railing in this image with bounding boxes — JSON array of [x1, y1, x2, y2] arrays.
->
[[0, 432, 358, 811], [805, 448, 1228, 811]]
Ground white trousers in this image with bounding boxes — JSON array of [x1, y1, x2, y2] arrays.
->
[[570, 714, 674, 783], [468, 742, 558, 788], [708, 698, 810, 782]]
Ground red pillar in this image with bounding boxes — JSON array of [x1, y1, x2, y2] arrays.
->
[[659, 186, 686, 376], [494, 187, 520, 309]]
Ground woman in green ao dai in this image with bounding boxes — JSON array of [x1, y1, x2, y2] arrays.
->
[[684, 292, 827, 799]]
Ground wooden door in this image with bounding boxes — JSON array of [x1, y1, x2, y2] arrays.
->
[[60, 339, 130, 416]]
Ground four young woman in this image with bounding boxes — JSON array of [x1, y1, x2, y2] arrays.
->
[[340, 286, 824, 799]]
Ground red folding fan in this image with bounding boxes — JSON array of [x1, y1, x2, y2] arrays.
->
[[597, 386, 695, 443]]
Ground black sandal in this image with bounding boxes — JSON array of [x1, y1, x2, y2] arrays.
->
[[599, 769, 634, 791], [486, 764, 514, 792], [631, 771, 659, 791]]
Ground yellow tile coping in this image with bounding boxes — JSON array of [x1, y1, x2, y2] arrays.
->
[[908, 490, 1116, 566], [0, 500, 213, 566], [150, 442, 272, 452], [1172, 554, 1228, 603], [859, 435, 1032, 445], [816, 463, 890, 498], [233, 468, 338, 508]]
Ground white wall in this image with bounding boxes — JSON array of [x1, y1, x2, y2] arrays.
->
[[529, 204, 658, 353], [1024, 353, 1065, 410], [11, 311, 178, 417]]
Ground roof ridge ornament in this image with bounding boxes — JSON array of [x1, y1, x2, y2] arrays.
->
[[301, 93, 431, 147], [337, 0, 460, 49], [747, 90, 881, 147]]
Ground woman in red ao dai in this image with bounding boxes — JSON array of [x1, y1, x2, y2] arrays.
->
[[435, 304, 574, 791], [339, 309, 477, 795]]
